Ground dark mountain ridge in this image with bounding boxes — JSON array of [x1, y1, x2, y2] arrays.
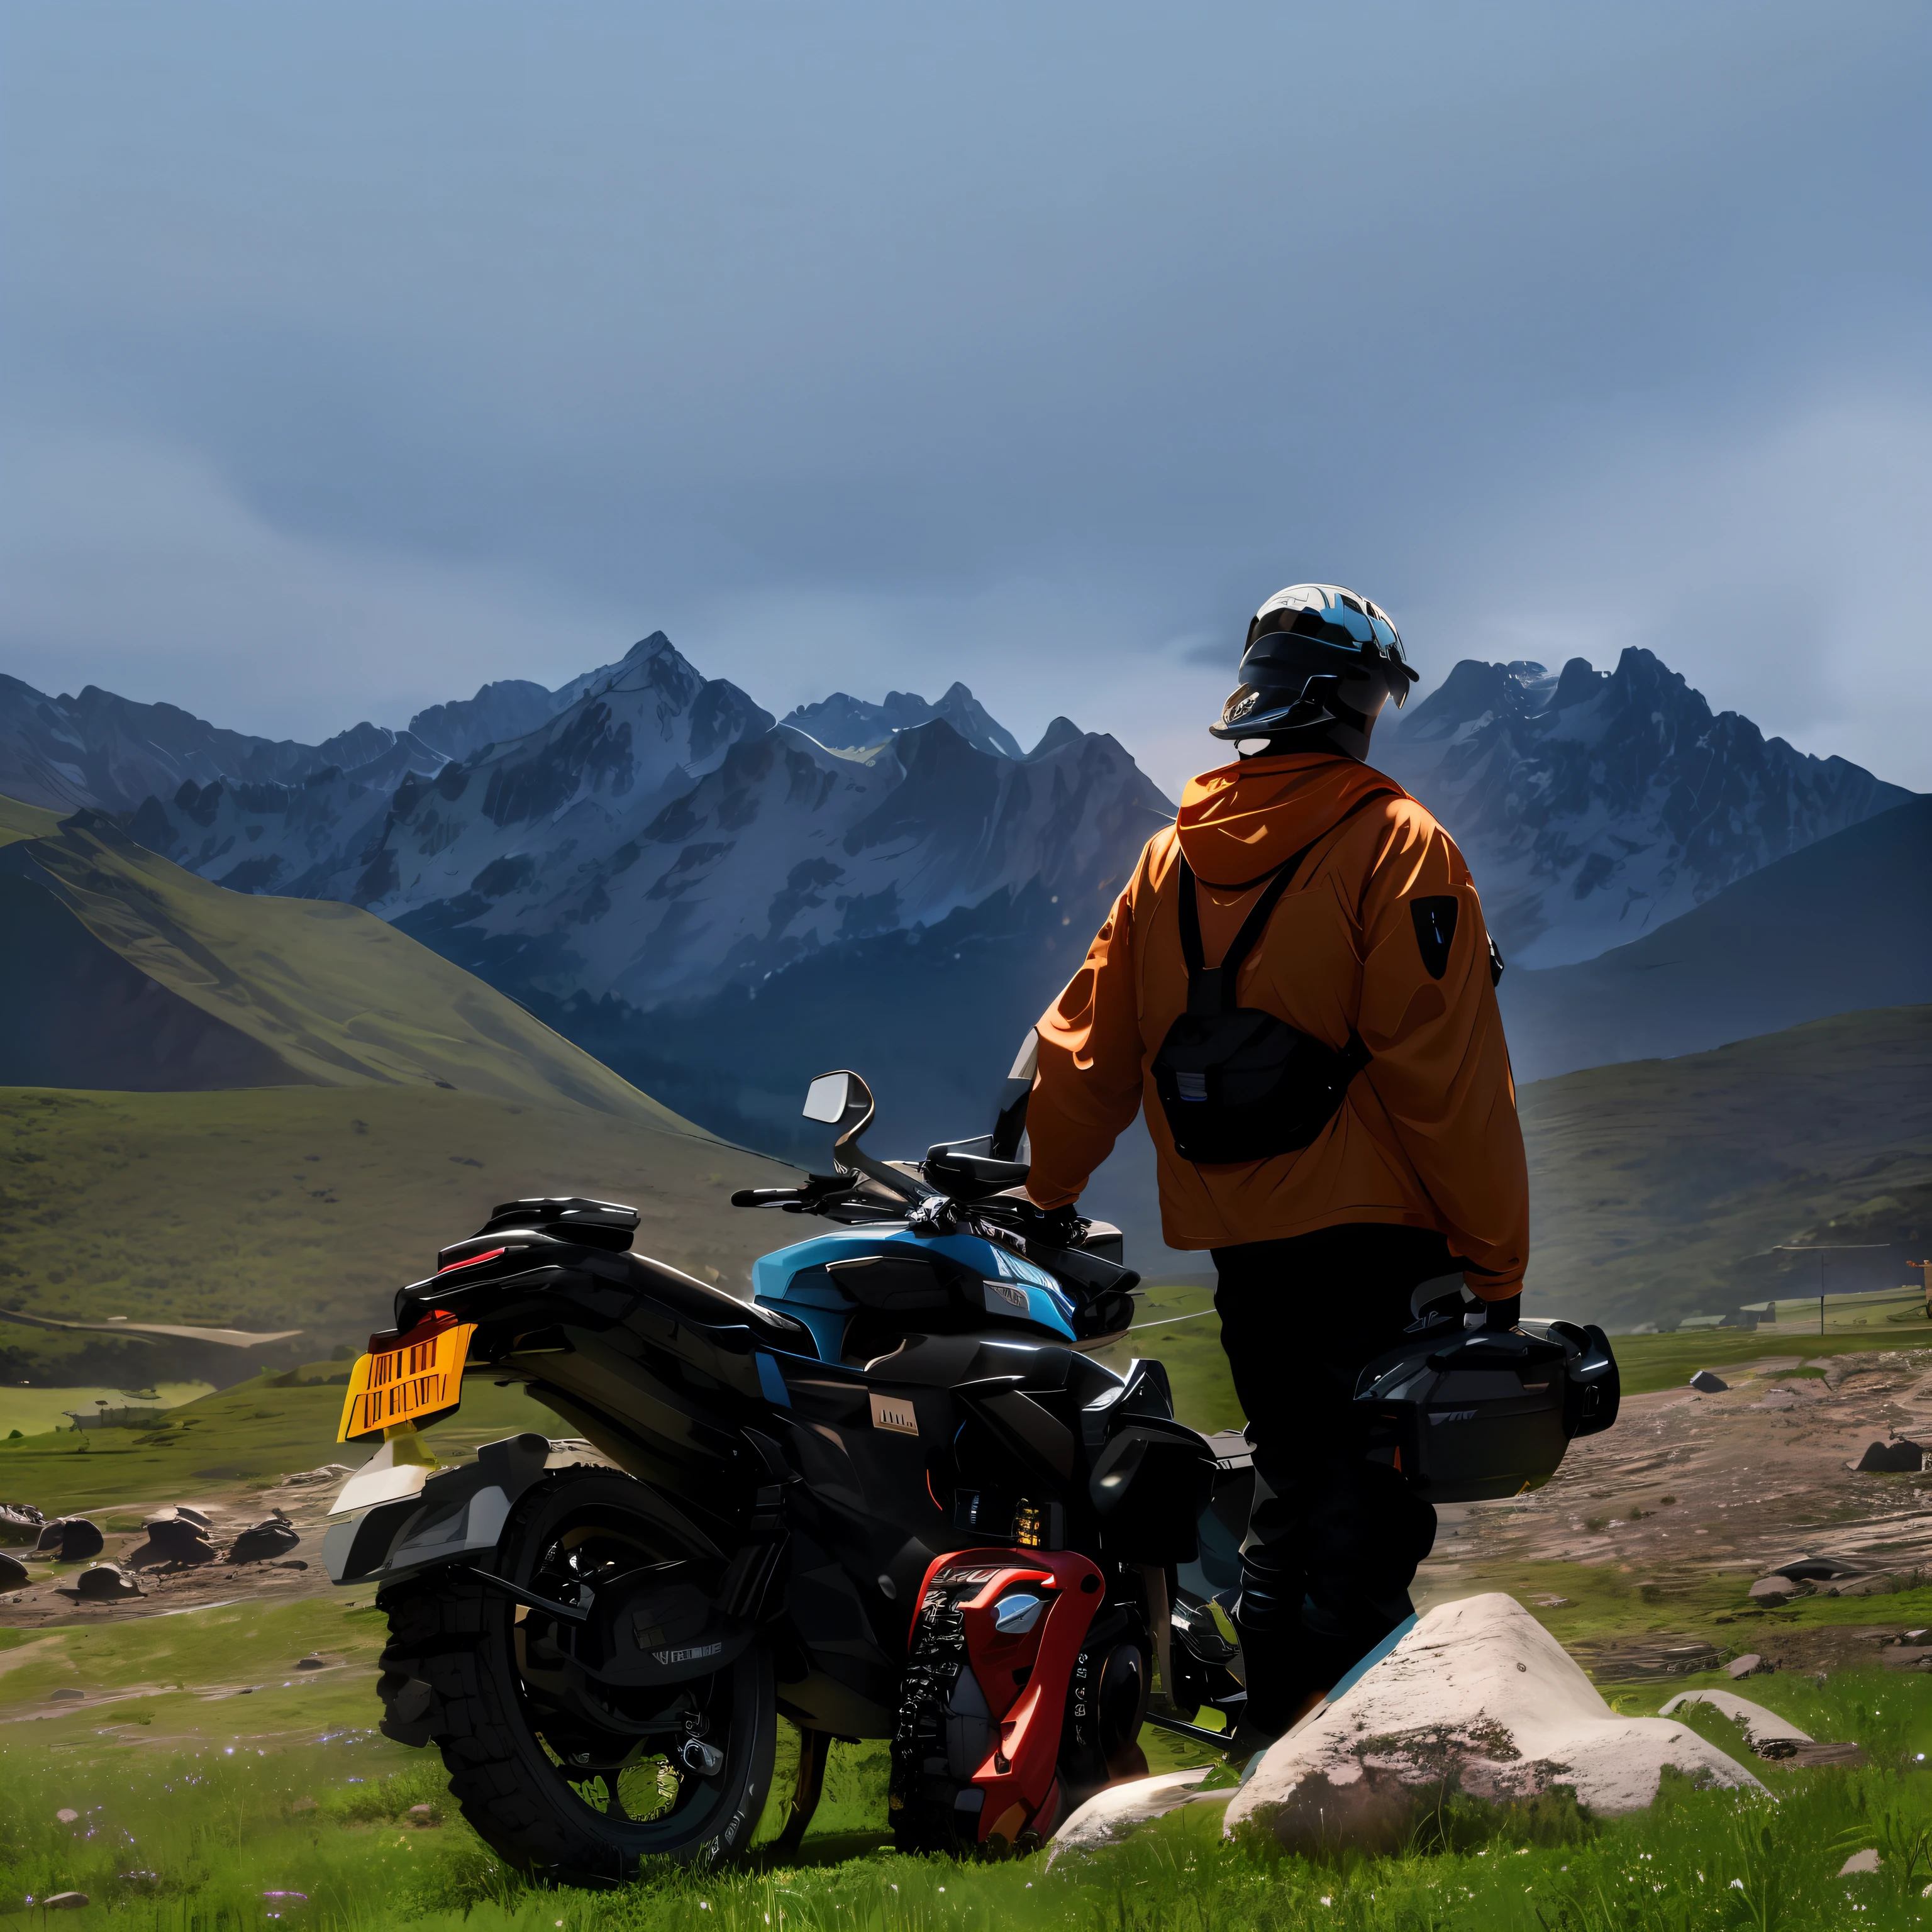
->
[[1375, 646, 1911, 968], [1501, 794, 1932, 1082], [0, 672, 443, 818]]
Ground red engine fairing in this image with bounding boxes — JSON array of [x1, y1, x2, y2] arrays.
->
[[902, 1548, 1104, 1845]]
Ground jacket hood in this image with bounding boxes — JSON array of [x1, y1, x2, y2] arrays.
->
[[1175, 753, 1407, 886]]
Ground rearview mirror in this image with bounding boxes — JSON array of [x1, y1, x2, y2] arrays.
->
[[803, 1072, 858, 1124]]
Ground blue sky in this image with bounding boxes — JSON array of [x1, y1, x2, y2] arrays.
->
[[3, 1, 1927, 795]]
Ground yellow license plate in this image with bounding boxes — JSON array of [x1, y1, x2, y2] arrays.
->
[[337, 1317, 476, 1444]]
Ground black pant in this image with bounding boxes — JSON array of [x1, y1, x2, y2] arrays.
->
[[1213, 1223, 1453, 1735]]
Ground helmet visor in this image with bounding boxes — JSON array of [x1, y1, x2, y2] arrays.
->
[[1237, 639, 1418, 709], [1209, 684, 1316, 740]]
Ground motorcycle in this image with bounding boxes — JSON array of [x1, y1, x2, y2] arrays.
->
[[321, 1043, 1248, 1882], [322, 1041, 1618, 1884]]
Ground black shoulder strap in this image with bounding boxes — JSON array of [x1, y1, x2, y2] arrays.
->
[[1179, 787, 1397, 1014]]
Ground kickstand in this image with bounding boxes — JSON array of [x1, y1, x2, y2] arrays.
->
[[769, 1727, 831, 1860]]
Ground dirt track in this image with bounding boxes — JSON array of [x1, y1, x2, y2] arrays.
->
[[1416, 1346, 1932, 1672], [0, 1463, 356, 1628]]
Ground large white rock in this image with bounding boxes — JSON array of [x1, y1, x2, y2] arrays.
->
[[1223, 1593, 1763, 1853]]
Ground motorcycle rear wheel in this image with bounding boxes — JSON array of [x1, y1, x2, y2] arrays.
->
[[373, 1467, 778, 1883]]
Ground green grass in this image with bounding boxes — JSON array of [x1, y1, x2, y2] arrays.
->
[[1606, 1327, 1924, 1396], [0, 798, 701, 1123], [0, 1365, 559, 1518], [1087, 1294, 1929, 1432], [1519, 1003, 1932, 1331], [0, 1383, 216, 1439], [6, 1351, 1932, 1929], [0, 1083, 799, 1375], [0, 793, 805, 1380], [5, 1667, 1932, 1929]]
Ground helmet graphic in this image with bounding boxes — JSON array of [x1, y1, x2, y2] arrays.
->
[[1211, 583, 1419, 741]]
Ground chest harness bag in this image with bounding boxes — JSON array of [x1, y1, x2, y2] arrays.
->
[[1152, 790, 1395, 1165]]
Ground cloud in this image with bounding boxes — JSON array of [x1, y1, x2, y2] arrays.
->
[[0, 433, 634, 737], [1410, 374, 1932, 787], [1, 3, 1926, 791]]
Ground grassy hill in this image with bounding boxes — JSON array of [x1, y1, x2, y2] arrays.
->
[[0, 796, 694, 1118], [0, 1084, 798, 1383], [1501, 795, 1932, 1083], [1519, 1003, 1932, 1330], [0, 793, 799, 1384]]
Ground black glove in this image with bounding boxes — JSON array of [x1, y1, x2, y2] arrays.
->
[[1032, 1202, 1089, 1250], [1483, 1294, 1522, 1331]]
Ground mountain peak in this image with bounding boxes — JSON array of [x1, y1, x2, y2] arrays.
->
[[1027, 716, 1085, 760], [1548, 657, 1606, 711], [783, 684, 1023, 762], [622, 630, 676, 663], [1378, 645, 1911, 967]]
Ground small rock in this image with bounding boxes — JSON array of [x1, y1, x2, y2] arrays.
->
[[1658, 1690, 1811, 1756], [1837, 1574, 1897, 1597], [1855, 1441, 1924, 1473], [1774, 1557, 1860, 1582], [1727, 1654, 1770, 1679], [290, 1797, 318, 1814], [0, 1552, 30, 1589], [229, 1518, 301, 1564], [294, 1655, 327, 1670], [274, 1559, 309, 1570], [0, 1502, 45, 1540], [60, 1563, 144, 1602], [1688, 1370, 1728, 1393], [1840, 1848, 1882, 1875], [406, 1802, 440, 1828], [132, 1516, 217, 1567], [280, 1464, 353, 1486], [55, 1808, 79, 1823], [46, 1688, 84, 1701], [149, 1504, 213, 1530], [35, 1517, 104, 1563], [42, 1892, 88, 1910], [1047, 1771, 1224, 1862], [1748, 1577, 1802, 1606]]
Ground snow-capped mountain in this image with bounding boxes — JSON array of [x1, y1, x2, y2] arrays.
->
[[0, 674, 441, 818], [1375, 648, 1912, 969], [784, 684, 1024, 761], [403, 631, 697, 762], [125, 633, 1172, 1016]]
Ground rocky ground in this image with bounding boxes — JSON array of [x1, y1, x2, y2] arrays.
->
[[0, 1461, 355, 1630], [1416, 1346, 1932, 1674], [10, 1347, 1932, 1672]]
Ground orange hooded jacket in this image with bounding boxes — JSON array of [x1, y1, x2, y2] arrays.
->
[[1024, 752, 1529, 1299]]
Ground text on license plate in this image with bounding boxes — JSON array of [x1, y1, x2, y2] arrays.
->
[[337, 1319, 475, 1443]]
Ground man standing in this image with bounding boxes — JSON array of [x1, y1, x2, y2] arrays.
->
[[1023, 584, 1528, 1751]]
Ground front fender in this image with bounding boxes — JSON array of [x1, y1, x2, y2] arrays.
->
[[323, 1433, 608, 1588]]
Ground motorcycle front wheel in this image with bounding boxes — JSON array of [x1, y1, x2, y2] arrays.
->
[[373, 1467, 778, 1884]]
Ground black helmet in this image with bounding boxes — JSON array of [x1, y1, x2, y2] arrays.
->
[[1211, 583, 1419, 741]]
